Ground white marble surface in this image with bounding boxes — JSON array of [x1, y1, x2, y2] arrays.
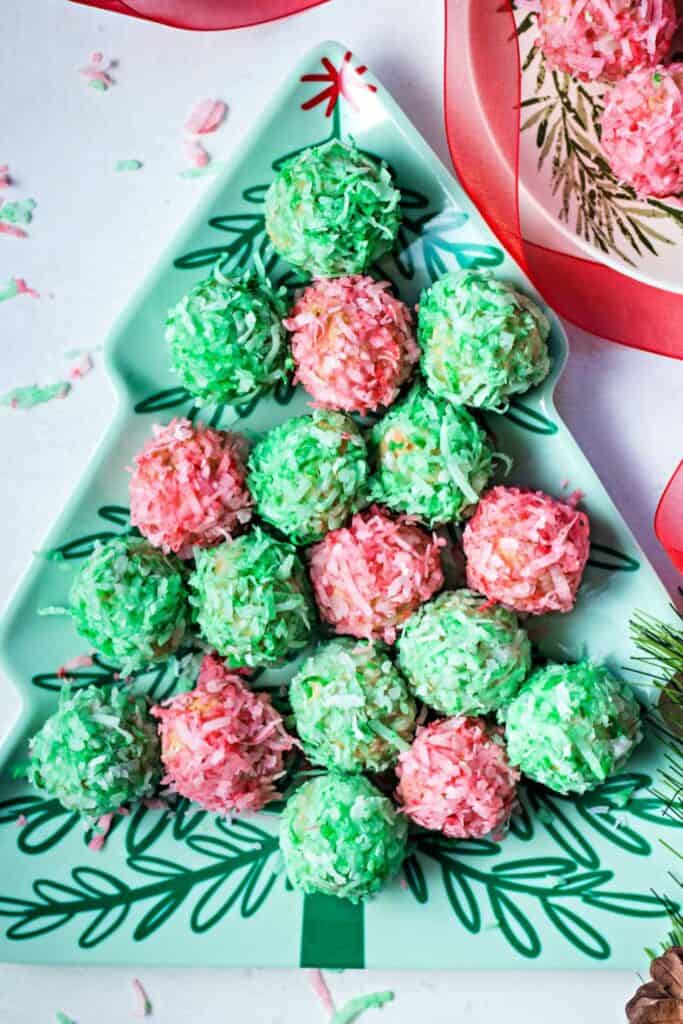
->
[[0, 0, 681, 1020]]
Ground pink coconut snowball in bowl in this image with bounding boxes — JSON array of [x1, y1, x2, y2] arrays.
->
[[308, 505, 444, 643], [535, 0, 677, 83], [151, 654, 296, 815], [395, 716, 520, 839], [600, 63, 683, 198], [463, 485, 590, 615], [129, 418, 252, 558], [285, 275, 419, 415]]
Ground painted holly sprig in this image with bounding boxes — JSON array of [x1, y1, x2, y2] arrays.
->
[[516, 12, 683, 266]]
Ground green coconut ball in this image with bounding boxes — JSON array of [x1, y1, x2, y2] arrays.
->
[[265, 139, 401, 276], [248, 411, 368, 545], [504, 660, 642, 795], [165, 260, 290, 406], [280, 773, 408, 902], [368, 384, 498, 525], [290, 637, 416, 772], [397, 589, 531, 716], [28, 685, 161, 817], [418, 269, 551, 410], [69, 536, 188, 674], [189, 527, 314, 667]]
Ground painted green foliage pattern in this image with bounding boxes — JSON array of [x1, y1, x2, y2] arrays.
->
[[0, 51, 676, 965]]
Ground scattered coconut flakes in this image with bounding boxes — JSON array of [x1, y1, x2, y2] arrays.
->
[[184, 138, 210, 169], [16, 814, 27, 827], [0, 222, 27, 239], [56, 1013, 77, 1024], [309, 969, 336, 1017], [1, 381, 71, 410], [0, 197, 35, 225], [178, 161, 225, 180], [185, 98, 227, 135], [331, 991, 394, 1024], [132, 978, 152, 1018], [57, 653, 95, 678], [0, 165, 11, 188], [0, 277, 39, 302], [114, 159, 143, 173], [69, 352, 93, 380], [88, 811, 114, 852], [79, 51, 115, 91]]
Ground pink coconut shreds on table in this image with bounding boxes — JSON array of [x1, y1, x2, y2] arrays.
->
[[285, 275, 419, 415], [151, 654, 296, 815], [395, 716, 520, 839], [535, 0, 677, 83], [185, 98, 227, 135], [462, 485, 590, 615], [308, 505, 444, 643], [600, 63, 683, 198], [129, 417, 252, 558]]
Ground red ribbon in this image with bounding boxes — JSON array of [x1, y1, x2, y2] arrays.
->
[[443, 0, 683, 361], [69, 0, 329, 31], [655, 461, 683, 572]]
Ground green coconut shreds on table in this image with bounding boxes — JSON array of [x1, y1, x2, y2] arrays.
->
[[368, 384, 501, 525], [504, 659, 643, 795], [397, 588, 531, 717], [332, 991, 395, 1024], [264, 138, 401, 276], [1, 381, 71, 409], [165, 258, 291, 405], [69, 536, 189, 674], [28, 685, 161, 817], [418, 269, 551, 410], [280, 773, 407, 903], [290, 637, 416, 772], [248, 410, 369, 544], [190, 527, 314, 668]]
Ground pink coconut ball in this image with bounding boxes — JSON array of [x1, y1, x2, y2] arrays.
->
[[151, 654, 296, 814], [129, 418, 252, 558], [463, 485, 590, 615], [600, 63, 683, 197], [396, 716, 520, 839], [536, 0, 677, 83], [285, 275, 419, 415], [308, 505, 444, 643]]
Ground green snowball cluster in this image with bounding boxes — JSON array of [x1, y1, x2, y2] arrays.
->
[[418, 270, 551, 410], [165, 260, 290, 405], [398, 589, 531, 716], [69, 536, 188, 673], [504, 660, 642, 795], [368, 384, 497, 525], [290, 637, 416, 772], [280, 773, 408, 902], [28, 685, 160, 817], [189, 527, 314, 667], [248, 411, 368, 545], [265, 139, 401, 276]]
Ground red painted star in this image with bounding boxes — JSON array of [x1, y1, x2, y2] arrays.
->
[[301, 50, 377, 117]]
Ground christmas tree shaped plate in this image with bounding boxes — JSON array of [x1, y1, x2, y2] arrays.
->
[[0, 41, 679, 970]]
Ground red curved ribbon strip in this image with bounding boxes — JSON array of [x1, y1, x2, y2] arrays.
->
[[443, 0, 683, 360], [655, 461, 683, 572], [69, 0, 329, 31]]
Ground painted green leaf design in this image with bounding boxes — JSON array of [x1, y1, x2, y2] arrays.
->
[[575, 806, 651, 857], [134, 387, 191, 415], [80, 905, 130, 948], [442, 868, 481, 934], [124, 806, 172, 858], [125, 856, 187, 879], [134, 892, 186, 941], [491, 857, 576, 880], [527, 791, 600, 869], [582, 892, 672, 917], [402, 854, 428, 904], [542, 901, 610, 960], [508, 800, 534, 841], [587, 543, 640, 573], [551, 870, 613, 895], [501, 400, 558, 435], [487, 888, 541, 959]]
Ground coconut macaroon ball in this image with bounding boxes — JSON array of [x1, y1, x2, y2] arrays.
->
[[165, 261, 290, 406], [308, 505, 444, 643], [463, 486, 590, 615], [418, 270, 551, 410], [265, 139, 402, 276], [129, 418, 252, 557], [600, 64, 683, 199], [69, 536, 188, 673], [190, 527, 314, 667], [505, 660, 643, 795], [280, 773, 408, 902], [368, 384, 497, 526], [28, 685, 160, 817], [536, 0, 676, 84], [397, 589, 531, 717], [395, 716, 520, 839], [247, 410, 368, 545], [290, 637, 416, 773], [151, 654, 295, 814], [286, 275, 419, 415]]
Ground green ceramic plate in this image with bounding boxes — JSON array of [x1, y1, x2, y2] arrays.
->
[[0, 41, 679, 969]]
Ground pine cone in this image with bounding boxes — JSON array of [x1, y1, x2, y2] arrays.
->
[[626, 948, 683, 1024]]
